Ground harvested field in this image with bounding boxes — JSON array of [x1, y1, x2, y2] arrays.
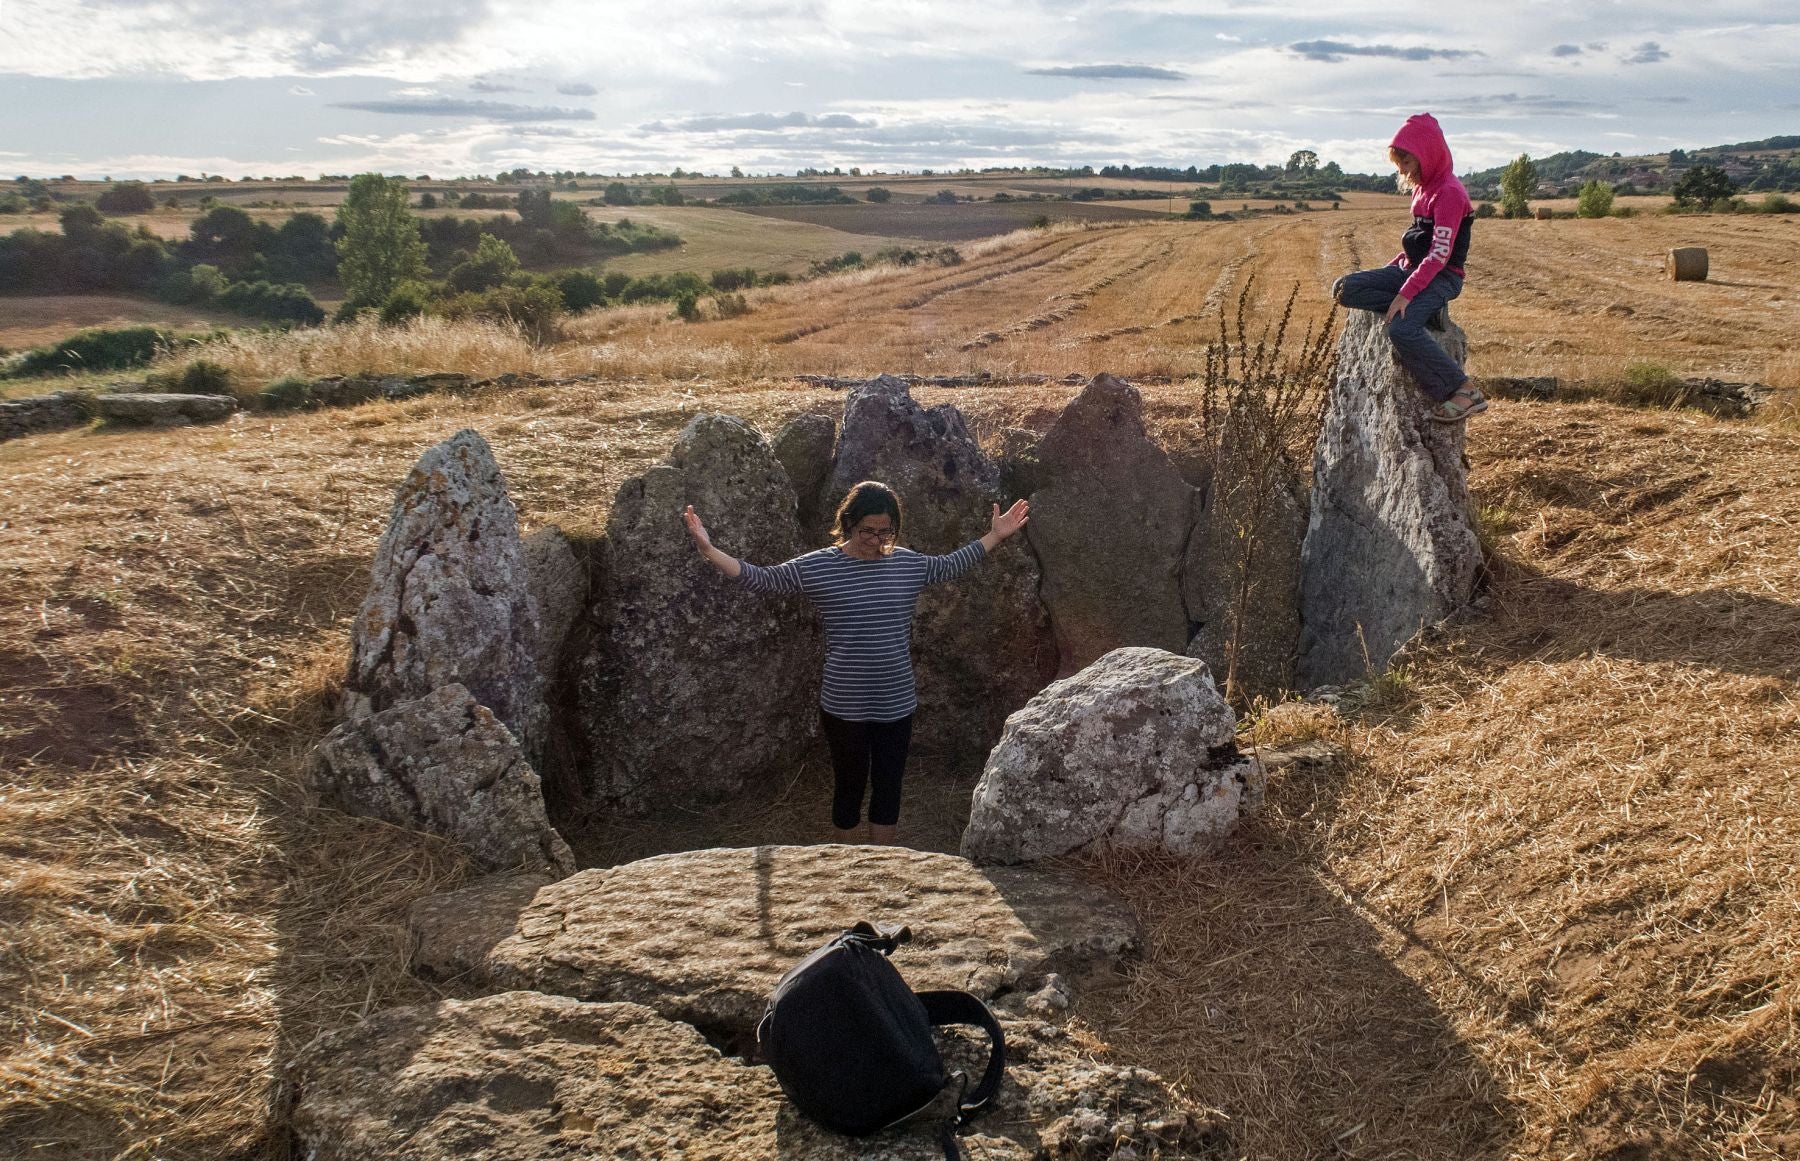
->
[[581, 204, 932, 277], [3, 211, 1798, 1160], [0, 295, 258, 354], [731, 198, 1161, 240]]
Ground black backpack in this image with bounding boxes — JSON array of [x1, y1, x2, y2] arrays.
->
[[757, 921, 1006, 1158]]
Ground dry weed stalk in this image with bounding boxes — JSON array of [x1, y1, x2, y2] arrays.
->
[[1198, 278, 1335, 703]]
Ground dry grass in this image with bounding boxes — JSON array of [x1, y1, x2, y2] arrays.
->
[[3, 218, 1798, 1159]]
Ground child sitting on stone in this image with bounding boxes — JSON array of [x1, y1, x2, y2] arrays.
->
[[1333, 112, 1485, 423]]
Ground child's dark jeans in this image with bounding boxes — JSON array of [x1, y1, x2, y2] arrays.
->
[[1332, 267, 1468, 402]]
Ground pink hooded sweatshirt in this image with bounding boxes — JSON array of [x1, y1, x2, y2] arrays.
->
[[1389, 113, 1473, 302]]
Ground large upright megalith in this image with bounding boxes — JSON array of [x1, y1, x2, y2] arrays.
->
[[345, 429, 544, 755], [1029, 374, 1197, 676], [823, 375, 1052, 755], [1297, 310, 1480, 687], [576, 414, 822, 810]]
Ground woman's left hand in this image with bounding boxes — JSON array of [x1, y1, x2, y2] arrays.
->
[[989, 499, 1030, 542], [1384, 294, 1411, 323]]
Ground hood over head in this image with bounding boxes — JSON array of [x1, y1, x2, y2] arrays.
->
[[1391, 113, 1452, 185]]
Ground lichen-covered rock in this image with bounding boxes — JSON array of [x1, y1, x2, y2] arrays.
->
[[520, 525, 585, 680], [1297, 311, 1479, 686], [0, 391, 90, 442], [345, 429, 544, 754], [826, 375, 1052, 755], [95, 391, 235, 425], [1182, 403, 1305, 700], [309, 684, 574, 877], [576, 413, 822, 810], [472, 845, 1139, 1038], [1028, 375, 1197, 677], [288, 991, 1229, 1161], [770, 412, 836, 534], [962, 647, 1263, 864], [408, 873, 552, 980]]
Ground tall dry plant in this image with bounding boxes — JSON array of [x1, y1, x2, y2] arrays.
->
[[1197, 279, 1336, 704]]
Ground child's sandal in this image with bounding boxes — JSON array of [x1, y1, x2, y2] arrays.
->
[[1431, 386, 1487, 423]]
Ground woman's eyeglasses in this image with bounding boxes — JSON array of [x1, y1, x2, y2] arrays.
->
[[854, 526, 897, 543]]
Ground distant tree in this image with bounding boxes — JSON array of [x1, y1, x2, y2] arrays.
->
[[929, 189, 959, 204], [1671, 164, 1736, 209], [1576, 179, 1615, 218], [1500, 154, 1538, 219], [1321, 160, 1344, 180], [96, 181, 155, 213], [418, 191, 438, 209], [1666, 148, 1688, 166], [446, 233, 521, 293], [58, 203, 105, 241], [865, 186, 891, 203], [730, 165, 744, 178], [1286, 149, 1319, 175], [602, 182, 636, 206], [335, 173, 427, 308]]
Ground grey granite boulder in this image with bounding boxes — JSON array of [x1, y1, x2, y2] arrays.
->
[[309, 684, 574, 877], [289, 991, 1230, 1160], [825, 375, 1053, 755], [95, 392, 235, 425], [465, 845, 1139, 1038], [1028, 374, 1197, 677], [769, 412, 836, 534], [520, 525, 585, 681], [963, 647, 1263, 864], [576, 413, 822, 810], [344, 429, 544, 754], [1297, 310, 1480, 687]]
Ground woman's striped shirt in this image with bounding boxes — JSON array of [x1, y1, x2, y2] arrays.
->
[[738, 541, 987, 722]]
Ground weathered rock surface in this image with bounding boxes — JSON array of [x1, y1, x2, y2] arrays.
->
[[963, 647, 1262, 864], [520, 526, 585, 681], [1182, 404, 1305, 700], [1297, 310, 1479, 687], [0, 391, 90, 442], [289, 991, 1229, 1160], [309, 684, 574, 877], [769, 412, 836, 533], [1029, 375, 1197, 677], [408, 872, 552, 980], [577, 414, 822, 810], [825, 375, 1052, 755], [289, 993, 784, 1161], [344, 429, 544, 753], [471, 845, 1139, 1037], [94, 391, 235, 425]]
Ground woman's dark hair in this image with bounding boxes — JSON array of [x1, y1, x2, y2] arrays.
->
[[832, 480, 903, 544]]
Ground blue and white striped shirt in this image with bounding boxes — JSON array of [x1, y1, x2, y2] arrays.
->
[[739, 541, 988, 722]]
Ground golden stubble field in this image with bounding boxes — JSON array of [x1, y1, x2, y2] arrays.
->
[[1, 210, 1797, 1159]]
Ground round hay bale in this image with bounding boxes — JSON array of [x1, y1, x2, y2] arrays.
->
[[1668, 247, 1709, 282], [1534, 206, 1553, 221]]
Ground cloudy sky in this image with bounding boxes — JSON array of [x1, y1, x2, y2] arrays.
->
[[2, 1, 1797, 180]]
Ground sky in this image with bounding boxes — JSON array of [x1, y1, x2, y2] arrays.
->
[[1, 2, 1797, 180]]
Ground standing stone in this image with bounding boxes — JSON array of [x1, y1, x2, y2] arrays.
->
[[1182, 402, 1305, 700], [577, 414, 822, 811], [962, 647, 1263, 864], [769, 412, 836, 535], [826, 375, 1052, 756], [309, 684, 574, 877], [345, 429, 543, 754], [520, 526, 586, 683], [1029, 374, 1197, 677], [1297, 310, 1479, 687]]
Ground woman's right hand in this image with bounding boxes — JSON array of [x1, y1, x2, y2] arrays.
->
[[683, 504, 712, 552]]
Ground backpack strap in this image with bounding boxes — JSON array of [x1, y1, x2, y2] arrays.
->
[[917, 990, 1006, 1116]]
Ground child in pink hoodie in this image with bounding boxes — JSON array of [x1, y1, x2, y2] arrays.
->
[[1333, 113, 1485, 422]]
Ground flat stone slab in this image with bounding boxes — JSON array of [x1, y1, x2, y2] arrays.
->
[[95, 392, 235, 424], [289, 991, 1229, 1160], [448, 845, 1138, 1037], [408, 873, 553, 980]]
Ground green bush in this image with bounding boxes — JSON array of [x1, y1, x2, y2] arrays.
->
[[1757, 193, 1797, 214], [8, 326, 170, 377], [379, 280, 432, 325], [710, 267, 759, 292], [258, 375, 313, 410], [1474, 201, 1498, 219], [600, 271, 632, 300], [1576, 180, 1615, 219], [149, 358, 233, 395], [713, 292, 751, 320], [95, 182, 157, 214], [439, 282, 564, 342], [674, 293, 700, 322], [865, 187, 891, 203], [555, 269, 606, 313]]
